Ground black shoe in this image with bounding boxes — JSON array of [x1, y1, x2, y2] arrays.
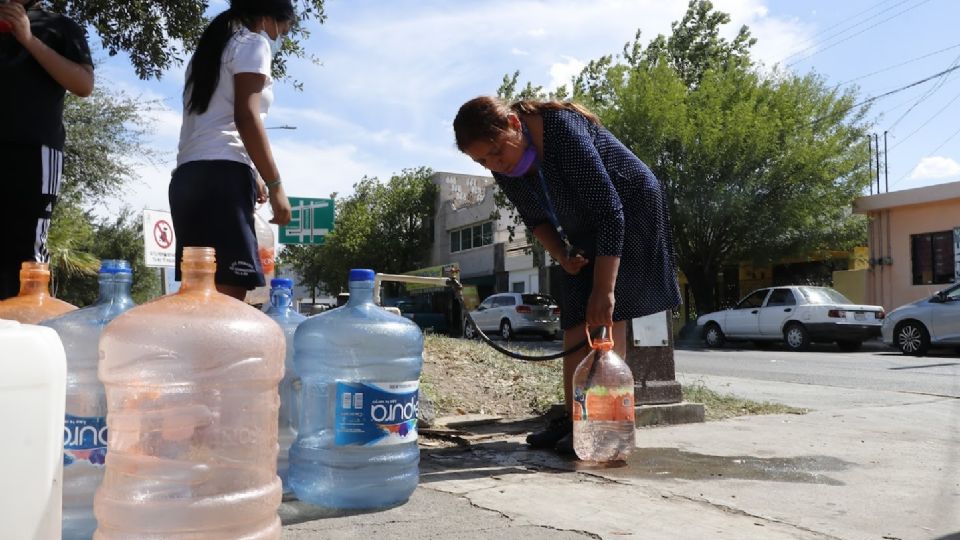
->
[[554, 432, 575, 455], [526, 415, 572, 449]]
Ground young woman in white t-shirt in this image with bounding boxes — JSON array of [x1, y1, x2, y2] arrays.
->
[[170, 0, 294, 300]]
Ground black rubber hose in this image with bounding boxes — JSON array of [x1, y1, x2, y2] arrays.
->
[[450, 278, 601, 361]]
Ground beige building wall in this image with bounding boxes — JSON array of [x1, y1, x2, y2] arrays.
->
[[854, 181, 960, 311]]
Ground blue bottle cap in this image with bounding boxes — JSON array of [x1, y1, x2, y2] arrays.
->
[[271, 277, 294, 289], [348, 269, 376, 282], [99, 259, 132, 274]]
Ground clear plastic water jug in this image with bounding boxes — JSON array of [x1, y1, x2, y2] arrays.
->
[[263, 277, 306, 492], [289, 269, 422, 509], [0, 261, 77, 323], [94, 247, 285, 539], [247, 211, 276, 306], [572, 326, 635, 462], [42, 260, 136, 540], [0, 320, 66, 540]]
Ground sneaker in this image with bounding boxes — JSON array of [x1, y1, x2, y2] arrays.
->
[[554, 432, 575, 455], [526, 414, 572, 449]]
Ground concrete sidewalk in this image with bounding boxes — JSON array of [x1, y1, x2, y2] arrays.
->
[[282, 375, 960, 539]]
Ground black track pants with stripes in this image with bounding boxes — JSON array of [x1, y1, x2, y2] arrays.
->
[[0, 143, 62, 300]]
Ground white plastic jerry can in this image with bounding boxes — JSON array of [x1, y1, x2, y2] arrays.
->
[[0, 320, 67, 540]]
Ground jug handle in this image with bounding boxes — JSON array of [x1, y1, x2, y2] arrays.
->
[[585, 325, 614, 351]]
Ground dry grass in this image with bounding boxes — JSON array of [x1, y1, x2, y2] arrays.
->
[[422, 335, 807, 421]]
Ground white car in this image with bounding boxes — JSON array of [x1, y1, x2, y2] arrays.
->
[[464, 292, 561, 340], [881, 282, 960, 356], [697, 286, 885, 351]]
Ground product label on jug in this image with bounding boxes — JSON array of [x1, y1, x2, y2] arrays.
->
[[572, 386, 635, 422], [335, 380, 419, 446], [63, 414, 107, 467]]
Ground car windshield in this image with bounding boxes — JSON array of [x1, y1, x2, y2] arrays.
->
[[799, 287, 853, 305], [521, 294, 555, 306]]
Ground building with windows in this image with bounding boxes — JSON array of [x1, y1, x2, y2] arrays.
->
[[852, 180, 960, 311], [427, 172, 546, 300]]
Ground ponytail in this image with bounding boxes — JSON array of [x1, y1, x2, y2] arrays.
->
[[185, 10, 235, 115]]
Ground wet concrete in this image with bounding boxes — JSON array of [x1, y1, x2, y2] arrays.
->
[[421, 441, 850, 487]]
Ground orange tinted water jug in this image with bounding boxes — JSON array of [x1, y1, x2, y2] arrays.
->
[[94, 247, 285, 539], [572, 326, 635, 462], [0, 261, 77, 323]]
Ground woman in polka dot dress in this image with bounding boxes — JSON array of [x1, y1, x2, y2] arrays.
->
[[454, 96, 681, 454]]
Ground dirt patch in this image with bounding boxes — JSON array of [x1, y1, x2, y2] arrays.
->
[[421, 335, 563, 418]]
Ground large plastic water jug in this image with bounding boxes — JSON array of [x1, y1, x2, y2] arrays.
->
[[247, 211, 276, 306], [94, 247, 285, 539], [0, 261, 77, 323], [572, 326, 635, 462], [289, 269, 422, 509], [263, 277, 306, 492], [0, 320, 67, 540], [42, 260, 136, 540]]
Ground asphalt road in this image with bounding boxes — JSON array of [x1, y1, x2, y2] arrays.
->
[[675, 341, 960, 398]]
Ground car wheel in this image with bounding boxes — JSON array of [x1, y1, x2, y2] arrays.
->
[[703, 323, 725, 348], [500, 319, 514, 341], [783, 323, 810, 351], [837, 340, 862, 352], [895, 321, 930, 356], [463, 320, 478, 340]]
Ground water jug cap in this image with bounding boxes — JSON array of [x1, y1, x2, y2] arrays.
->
[[271, 277, 294, 289], [349, 269, 376, 282], [99, 259, 133, 274]]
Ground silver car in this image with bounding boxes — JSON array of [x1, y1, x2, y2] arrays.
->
[[882, 282, 960, 356], [464, 292, 561, 340]]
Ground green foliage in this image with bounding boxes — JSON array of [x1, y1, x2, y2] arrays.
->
[[50, 0, 326, 81], [282, 168, 438, 294], [494, 0, 871, 314], [53, 208, 162, 306], [61, 89, 158, 206]]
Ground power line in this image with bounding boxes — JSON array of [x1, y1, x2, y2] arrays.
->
[[832, 41, 960, 88], [889, 84, 960, 150], [810, 63, 960, 126], [782, 0, 914, 63], [786, 0, 935, 68], [886, 52, 960, 131]]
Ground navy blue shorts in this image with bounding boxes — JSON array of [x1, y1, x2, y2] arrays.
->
[[168, 160, 265, 289]]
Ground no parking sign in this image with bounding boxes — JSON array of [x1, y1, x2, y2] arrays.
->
[[143, 209, 176, 268]]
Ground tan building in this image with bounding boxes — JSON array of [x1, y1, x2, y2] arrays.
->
[[852, 181, 960, 311]]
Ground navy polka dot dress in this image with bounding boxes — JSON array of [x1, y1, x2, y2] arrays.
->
[[494, 109, 681, 330]]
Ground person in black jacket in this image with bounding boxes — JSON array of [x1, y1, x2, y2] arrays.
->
[[0, 0, 93, 298]]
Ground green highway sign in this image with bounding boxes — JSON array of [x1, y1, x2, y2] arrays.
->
[[278, 197, 335, 245]]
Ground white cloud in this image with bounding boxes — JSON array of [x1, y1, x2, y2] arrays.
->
[[527, 28, 546, 38], [549, 56, 586, 91], [511, 47, 529, 56], [908, 156, 960, 180]]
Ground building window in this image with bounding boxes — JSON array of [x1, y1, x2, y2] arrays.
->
[[911, 231, 955, 285], [450, 221, 494, 253], [511, 281, 525, 293]]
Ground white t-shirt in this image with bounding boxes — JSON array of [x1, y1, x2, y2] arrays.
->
[[176, 27, 273, 167]]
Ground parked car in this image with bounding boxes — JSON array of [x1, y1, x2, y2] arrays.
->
[[464, 292, 561, 340], [881, 282, 960, 356], [697, 286, 885, 351]]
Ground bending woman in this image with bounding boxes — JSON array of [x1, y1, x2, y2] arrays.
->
[[453, 96, 681, 454]]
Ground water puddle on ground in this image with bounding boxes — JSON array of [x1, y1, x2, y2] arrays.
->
[[574, 448, 850, 485]]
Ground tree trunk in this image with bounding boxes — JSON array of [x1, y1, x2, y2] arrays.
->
[[682, 264, 720, 318]]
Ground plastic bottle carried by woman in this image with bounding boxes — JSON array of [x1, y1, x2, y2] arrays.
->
[[572, 326, 636, 462]]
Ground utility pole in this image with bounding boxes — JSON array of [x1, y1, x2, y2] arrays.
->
[[874, 133, 881, 194], [883, 131, 889, 193], [868, 136, 874, 195]]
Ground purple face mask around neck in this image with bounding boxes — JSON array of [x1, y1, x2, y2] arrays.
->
[[505, 124, 537, 177]]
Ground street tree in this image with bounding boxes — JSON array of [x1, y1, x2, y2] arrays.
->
[[48, 0, 326, 81], [284, 168, 437, 294]]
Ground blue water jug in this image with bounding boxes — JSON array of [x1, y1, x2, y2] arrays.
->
[[264, 277, 306, 491], [41, 259, 135, 540], [289, 269, 422, 509]]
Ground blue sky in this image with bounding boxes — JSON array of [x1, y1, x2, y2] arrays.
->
[[91, 0, 960, 218]]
